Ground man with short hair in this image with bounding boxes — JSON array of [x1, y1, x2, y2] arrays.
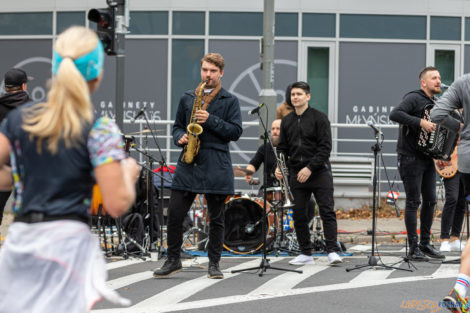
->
[[0, 68, 32, 225], [389, 66, 445, 261], [153, 53, 242, 279], [275, 81, 342, 266]]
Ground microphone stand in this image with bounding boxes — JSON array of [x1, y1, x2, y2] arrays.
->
[[231, 106, 302, 276], [346, 127, 411, 272], [133, 109, 174, 260]]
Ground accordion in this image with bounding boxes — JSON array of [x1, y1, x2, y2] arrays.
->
[[417, 104, 459, 161]]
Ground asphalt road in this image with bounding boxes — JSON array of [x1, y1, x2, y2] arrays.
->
[[92, 244, 462, 313]]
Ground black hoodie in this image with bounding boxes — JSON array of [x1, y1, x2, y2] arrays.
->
[[0, 91, 30, 122], [389, 89, 435, 158]]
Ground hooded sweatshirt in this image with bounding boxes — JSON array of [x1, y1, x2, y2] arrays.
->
[[0, 90, 30, 123]]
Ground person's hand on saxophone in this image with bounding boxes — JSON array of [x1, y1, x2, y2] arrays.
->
[[195, 109, 209, 123]]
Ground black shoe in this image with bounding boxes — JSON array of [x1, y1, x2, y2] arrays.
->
[[207, 262, 224, 279], [419, 242, 445, 259], [153, 257, 182, 278], [408, 246, 429, 262]]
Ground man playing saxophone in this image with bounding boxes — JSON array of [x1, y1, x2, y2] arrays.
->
[[154, 53, 242, 279]]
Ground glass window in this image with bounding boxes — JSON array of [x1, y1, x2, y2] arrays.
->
[[0, 12, 52, 35], [465, 18, 470, 41], [209, 12, 262, 36], [171, 39, 204, 119], [276, 13, 298, 37], [340, 14, 426, 39], [57, 11, 85, 34], [431, 17, 461, 41], [307, 47, 329, 115], [435, 50, 455, 88], [173, 11, 205, 35], [302, 13, 335, 38], [129, 11, 168, 35]]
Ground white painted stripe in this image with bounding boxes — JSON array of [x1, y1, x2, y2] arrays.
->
[[131, 258, 264, 310], [430, 263, 459, 278], [106, 259, 146, 270], [107, 272, 152, 290], [249, 264, 329, 295], [348, 244, 371, 252], [348, 257, 401, 283]]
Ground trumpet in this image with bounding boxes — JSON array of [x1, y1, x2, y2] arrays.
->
[[274, 147, 295, 208]]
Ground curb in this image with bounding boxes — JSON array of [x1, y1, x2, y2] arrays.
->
[[338, 234, 408, 245]]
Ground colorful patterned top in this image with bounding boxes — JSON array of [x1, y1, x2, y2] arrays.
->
[[0, 101, 126, 218]]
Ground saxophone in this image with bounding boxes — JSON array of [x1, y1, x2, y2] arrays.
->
[[181, 81, 207, 164]]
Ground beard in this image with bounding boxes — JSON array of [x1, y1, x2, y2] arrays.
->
[[271, 136, 280, 146]]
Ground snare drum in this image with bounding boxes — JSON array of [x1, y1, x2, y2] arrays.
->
[[266, 186, 283, 202]]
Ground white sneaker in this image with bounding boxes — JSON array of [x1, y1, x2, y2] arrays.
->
[[328, 252, 343, 265], [289, 254, 314, 265], [440, 240, 451, 252], [450, 240, 464, 251]]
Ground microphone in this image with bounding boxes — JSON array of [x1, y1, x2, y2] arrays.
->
[[244, 224, 255, 234], [130, 108, 145, 123], [249, 103, 265, 115], [367, 121, 382, 134], [441, 83, 450, 89]]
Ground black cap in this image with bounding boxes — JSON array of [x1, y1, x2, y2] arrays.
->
[[4, 68, 33, 88]]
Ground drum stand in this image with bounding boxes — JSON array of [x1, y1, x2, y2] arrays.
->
[[231, 108, 302, 276], [182, 195, 209, 251]]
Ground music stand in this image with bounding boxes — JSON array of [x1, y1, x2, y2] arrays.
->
[[346, 126, 411, 272], [231, 106, 301, 276]]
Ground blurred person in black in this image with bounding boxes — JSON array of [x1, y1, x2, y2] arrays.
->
[[0, 68, 32, 225], [275, 81, 342, 266], [389, 66, 445, 261]]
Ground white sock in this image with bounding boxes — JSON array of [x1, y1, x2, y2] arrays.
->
[[454, 273, 470, 297]]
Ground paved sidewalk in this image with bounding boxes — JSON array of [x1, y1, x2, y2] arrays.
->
[[1, 213, 451, 245]]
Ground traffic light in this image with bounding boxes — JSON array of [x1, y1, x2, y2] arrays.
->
[[88, 7, 116, 55]]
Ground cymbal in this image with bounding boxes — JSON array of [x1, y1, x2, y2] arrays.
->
[[233, 166, 254, 177], [125, 129, 165, 136]]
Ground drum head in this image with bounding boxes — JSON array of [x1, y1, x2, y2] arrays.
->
[[224, 198, 267, 254]]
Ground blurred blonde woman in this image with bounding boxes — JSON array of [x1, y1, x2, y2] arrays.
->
[[0, 26, 140, 312]]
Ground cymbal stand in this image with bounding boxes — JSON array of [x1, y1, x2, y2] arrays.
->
[[182, 195, 209, 251]]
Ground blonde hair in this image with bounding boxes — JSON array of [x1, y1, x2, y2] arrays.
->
[[22, 26, 98, 154]]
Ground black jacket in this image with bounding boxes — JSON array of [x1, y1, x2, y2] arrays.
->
[[277, 106, 332, 174], [0, 91, 30, 123], [249, 143, 279, 187], [389, 89, 435, 158]]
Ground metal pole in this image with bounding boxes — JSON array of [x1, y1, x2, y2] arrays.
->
[[113, 0, 128, 130], [259, 0, 276, 179]]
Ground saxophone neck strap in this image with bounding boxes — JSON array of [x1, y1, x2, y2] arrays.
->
[[195, 81, 222, 111]]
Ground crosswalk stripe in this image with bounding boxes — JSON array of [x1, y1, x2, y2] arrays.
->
[[431, 263, 459, 278], [249, 264, 329, 295], [106, 259, 145, 270]]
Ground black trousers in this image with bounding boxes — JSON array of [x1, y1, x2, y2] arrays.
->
[[441, 172, 466, 239], [0, 190, 10, 225], [397, 154, 436, 245], [290, 169, 339, 255], [166, 189, 226, 263]]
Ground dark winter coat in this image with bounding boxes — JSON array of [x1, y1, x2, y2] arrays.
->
[[389, 89, 435, 158], [171, 87, 242, 195], [0, 91, 30, 122]]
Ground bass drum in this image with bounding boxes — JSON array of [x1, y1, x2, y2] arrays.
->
[[223, 197, 274, 254]]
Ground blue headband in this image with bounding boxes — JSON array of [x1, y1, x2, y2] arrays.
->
[[52, 41, 104, 81]]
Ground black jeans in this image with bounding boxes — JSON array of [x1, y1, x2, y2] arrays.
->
[[397, 154, 436, 245], [166, 189, 226, 263], [441, 172, 466, 239], [0, 190, 10, 225], [290, 169, 339, 255]]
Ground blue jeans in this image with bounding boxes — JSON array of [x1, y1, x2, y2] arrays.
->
[[397, 154, 436, 245]]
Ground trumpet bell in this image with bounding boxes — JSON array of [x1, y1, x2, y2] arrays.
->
[[282, 199, 295, 208]]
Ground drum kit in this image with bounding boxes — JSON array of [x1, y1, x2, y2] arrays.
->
[[181, 168, 303, 256]]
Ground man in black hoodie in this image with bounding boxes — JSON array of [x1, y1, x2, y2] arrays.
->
[[275, 81, 342, 266], [0, 68, 31, 224], [389, 66, 444, 261]]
